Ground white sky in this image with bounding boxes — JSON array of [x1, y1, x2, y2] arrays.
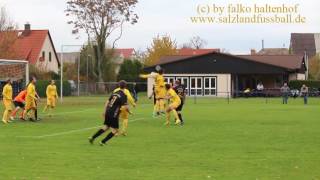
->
[[1, 0, 320, 54]]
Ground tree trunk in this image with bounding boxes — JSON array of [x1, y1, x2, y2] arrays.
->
[[96, 38, 106, 93]]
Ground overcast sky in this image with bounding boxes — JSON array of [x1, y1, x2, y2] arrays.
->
[[1, 0, 319, 54]]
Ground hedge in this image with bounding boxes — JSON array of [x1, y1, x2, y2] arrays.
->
[[289, 80, 320, 89], [36, 80, 71, 97]]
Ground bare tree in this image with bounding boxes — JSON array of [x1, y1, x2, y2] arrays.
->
[[0, 7, 16, 31], [0, 7, 18, 59], [66, 0, 138, 82], [184, 36, 207, 49]]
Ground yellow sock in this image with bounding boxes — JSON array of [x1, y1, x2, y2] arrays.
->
[[153, 103, 158, 114], [43, 105, 48, 112], [172, 109, 180, 121], [166, 112, 170, 124], [155, 100, 160, 113], [123, 119, 128, 133], [3, 110, 8, 121]]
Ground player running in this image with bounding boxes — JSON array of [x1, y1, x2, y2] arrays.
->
[[173, 80, 186, 125], [10, 89, 27, 121], [89, 80, 129, 146], [164, 83, 181, 126], [43, 80, 59, 116], [23, 76, 39, 122], [140, 67, 166, 117], [113, 83, 136, 136], [2, 79, 13, 124]]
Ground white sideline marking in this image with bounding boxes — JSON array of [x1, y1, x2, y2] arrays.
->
[[16, 118, 145, 139]]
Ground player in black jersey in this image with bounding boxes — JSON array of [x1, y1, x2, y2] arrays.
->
[[173, 80, 186, 125], [89, 80, 129, 146]]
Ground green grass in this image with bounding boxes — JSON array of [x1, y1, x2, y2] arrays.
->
[[1, 96, 320, 180]]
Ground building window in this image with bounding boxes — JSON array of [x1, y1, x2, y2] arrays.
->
[[49, 52, 52, 62], [190, 77, 202, 96], [204, 77, 217, 96], [42, 51, 45, 61]]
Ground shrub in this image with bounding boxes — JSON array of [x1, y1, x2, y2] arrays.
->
[[289, 80, 320, 89]]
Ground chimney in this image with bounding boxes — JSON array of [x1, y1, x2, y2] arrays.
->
[[23, 23, 31, 36], [251, 49, 256, 55]]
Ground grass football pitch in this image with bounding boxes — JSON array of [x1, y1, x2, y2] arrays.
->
[[0, 96, 320, 180]]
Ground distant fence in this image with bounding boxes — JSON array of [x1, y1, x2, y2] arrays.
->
[[70, 81, 147, 96]]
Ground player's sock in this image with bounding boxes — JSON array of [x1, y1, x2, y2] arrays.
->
[[43, 105, 47, 113], [101, 132, 115, 144], [178, 113, 183, 123], [3, 110, 8, 122], [35, 109, 38, 120], [19, 111, 24, 119], [172, 110, 181, 125], [153, 104, 158, 117], [155, 100, 160, 114], [11, 109, 18, 117], [165, 112, 170, 126], [122, 119, 128, 135], [92, 129, 105, 140]]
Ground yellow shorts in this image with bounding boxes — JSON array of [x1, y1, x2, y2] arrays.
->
[[155, 87, 166, 99], [47, 97, 56, 107], [25, 99, 36, 110], [169, 101, 181, 109], [3, 99, 13, 111]]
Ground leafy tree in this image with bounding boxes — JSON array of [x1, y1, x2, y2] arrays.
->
[[79, 45, 117, 82], [117, 59, 143, 82], [65, 0, 138, 83], [144, 35, 178, 66], [309, 54, 320, 80]]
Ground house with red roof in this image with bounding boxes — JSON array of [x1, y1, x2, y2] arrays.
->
[[0, 23, 60, 73]]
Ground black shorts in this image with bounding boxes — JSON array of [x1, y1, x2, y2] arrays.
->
[[104, 114, 119, 129], [176, 101, 184, 111], [13, 101, 25, 108]]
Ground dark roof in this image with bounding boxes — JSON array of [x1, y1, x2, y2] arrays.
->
[[257, 48, 289, 55], [238, 55, 304, 70], [290, 33, 316, 57], [155, 52, 304, 71]]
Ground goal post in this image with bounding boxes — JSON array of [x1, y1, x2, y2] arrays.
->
[[0, 59, 29, 86]]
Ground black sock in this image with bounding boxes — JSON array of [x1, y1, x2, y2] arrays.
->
[[92, 129, 105, 140], [35, 109, 38, 120], [101, 132, 115, 144], [178, 113, 183, 123]]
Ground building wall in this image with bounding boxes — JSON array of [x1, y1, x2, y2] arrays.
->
[[36, 35, 59, 73], [146, 73, 231, 97], [217, 74, 231, 97]]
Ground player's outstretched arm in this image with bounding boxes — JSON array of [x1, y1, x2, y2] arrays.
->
[[140, 72, 157, 79]]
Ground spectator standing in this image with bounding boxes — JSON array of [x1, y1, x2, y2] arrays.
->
[[300, 84, 309, 105], [280, 83, 290, 104]]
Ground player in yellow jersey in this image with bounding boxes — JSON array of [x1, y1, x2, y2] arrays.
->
[[2, 79, 13, 124], [43, 80, 59, 116], [140, 67, 166, 117], [23, 76, 38, 121], [164, 83, 181, 126], [113, 83, 136, 136]]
